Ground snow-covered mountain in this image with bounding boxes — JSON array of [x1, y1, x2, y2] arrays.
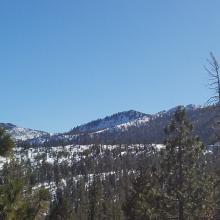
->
[[0, 123, 50, 141], [68, 110, 149, 135], [0, 110, 152, 145], [1, 104, 217, 146]]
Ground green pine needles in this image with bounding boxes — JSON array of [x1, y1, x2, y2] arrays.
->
[[124, 107, 215, 220]]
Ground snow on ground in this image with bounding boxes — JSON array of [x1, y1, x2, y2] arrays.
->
[[1, 142, 212, 171], [1, 144, 163, 169], [7, 126, 49, 141]]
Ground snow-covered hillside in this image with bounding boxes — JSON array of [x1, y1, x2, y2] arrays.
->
[[89, 115, 151, 135], [68, 105, 203, 135], [69, 110, 149, 134], [79, 105, 202, 136], [0, 123, 50, 141], [0, 104, 207, 146], [0, 143, 163, 169]]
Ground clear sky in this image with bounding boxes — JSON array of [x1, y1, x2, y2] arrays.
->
[[1, 0, 220, 132]]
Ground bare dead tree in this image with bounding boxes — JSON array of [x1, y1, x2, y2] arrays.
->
[[205, 52, 220, 105], [205, 53, 220, 147]]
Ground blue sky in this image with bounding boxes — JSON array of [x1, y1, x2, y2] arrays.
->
[[1, 0, 220, 132]]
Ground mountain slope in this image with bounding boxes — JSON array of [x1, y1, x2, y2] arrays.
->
[[1, 104, 218, 146], [68, 110, 149, 135], [86, 105, 217, 145], [0, 123, 50, 141]]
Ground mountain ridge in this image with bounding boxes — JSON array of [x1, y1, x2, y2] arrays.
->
[[1, 104, 216, 145], [68, 110, 149, 135]]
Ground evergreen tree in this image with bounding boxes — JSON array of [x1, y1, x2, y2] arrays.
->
[[47, 189, 75, 220], [0, 127, 14, 158], [0, 177, 24, 219], [123, 167, 164, 220], [88, 175, 103, 220], [0, 128, 50, 220], [75, 178, 88, 220], [161, 107, 214, 219], [0, 161, 50, 220], [124, 107, 215, 219]]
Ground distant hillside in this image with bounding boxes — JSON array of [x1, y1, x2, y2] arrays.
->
[[82, 105, 218, 145], [0, 123, 50, 141], [68, 110, 149, 134], [1, 105, 219, 146]]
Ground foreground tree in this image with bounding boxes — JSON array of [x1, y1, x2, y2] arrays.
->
[[123, 166, 164, 219], [161, 107, 214, 219], [0, 127, 50, 220], [124, 107, 215, 219]]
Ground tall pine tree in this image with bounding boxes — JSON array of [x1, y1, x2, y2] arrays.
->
[[124, 107, 215, 219], [161, 107, 214, 219]]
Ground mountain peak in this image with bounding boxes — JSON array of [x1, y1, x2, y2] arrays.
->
[[68, 110, 148, 135]]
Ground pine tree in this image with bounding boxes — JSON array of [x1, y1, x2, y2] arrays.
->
[[0, 127, 14, 158], [88, 175, 103, 220], [0, 164, 50, 220], [75, 178, 88, 220], [123, 167, 164, 220], [161, 107, 214, 219], [0, 177, 24, 219], [124, 107, 215, 219], [0, 128, 50, 220], [204, 53, 220, 218], [47, 189, 75, 220]]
